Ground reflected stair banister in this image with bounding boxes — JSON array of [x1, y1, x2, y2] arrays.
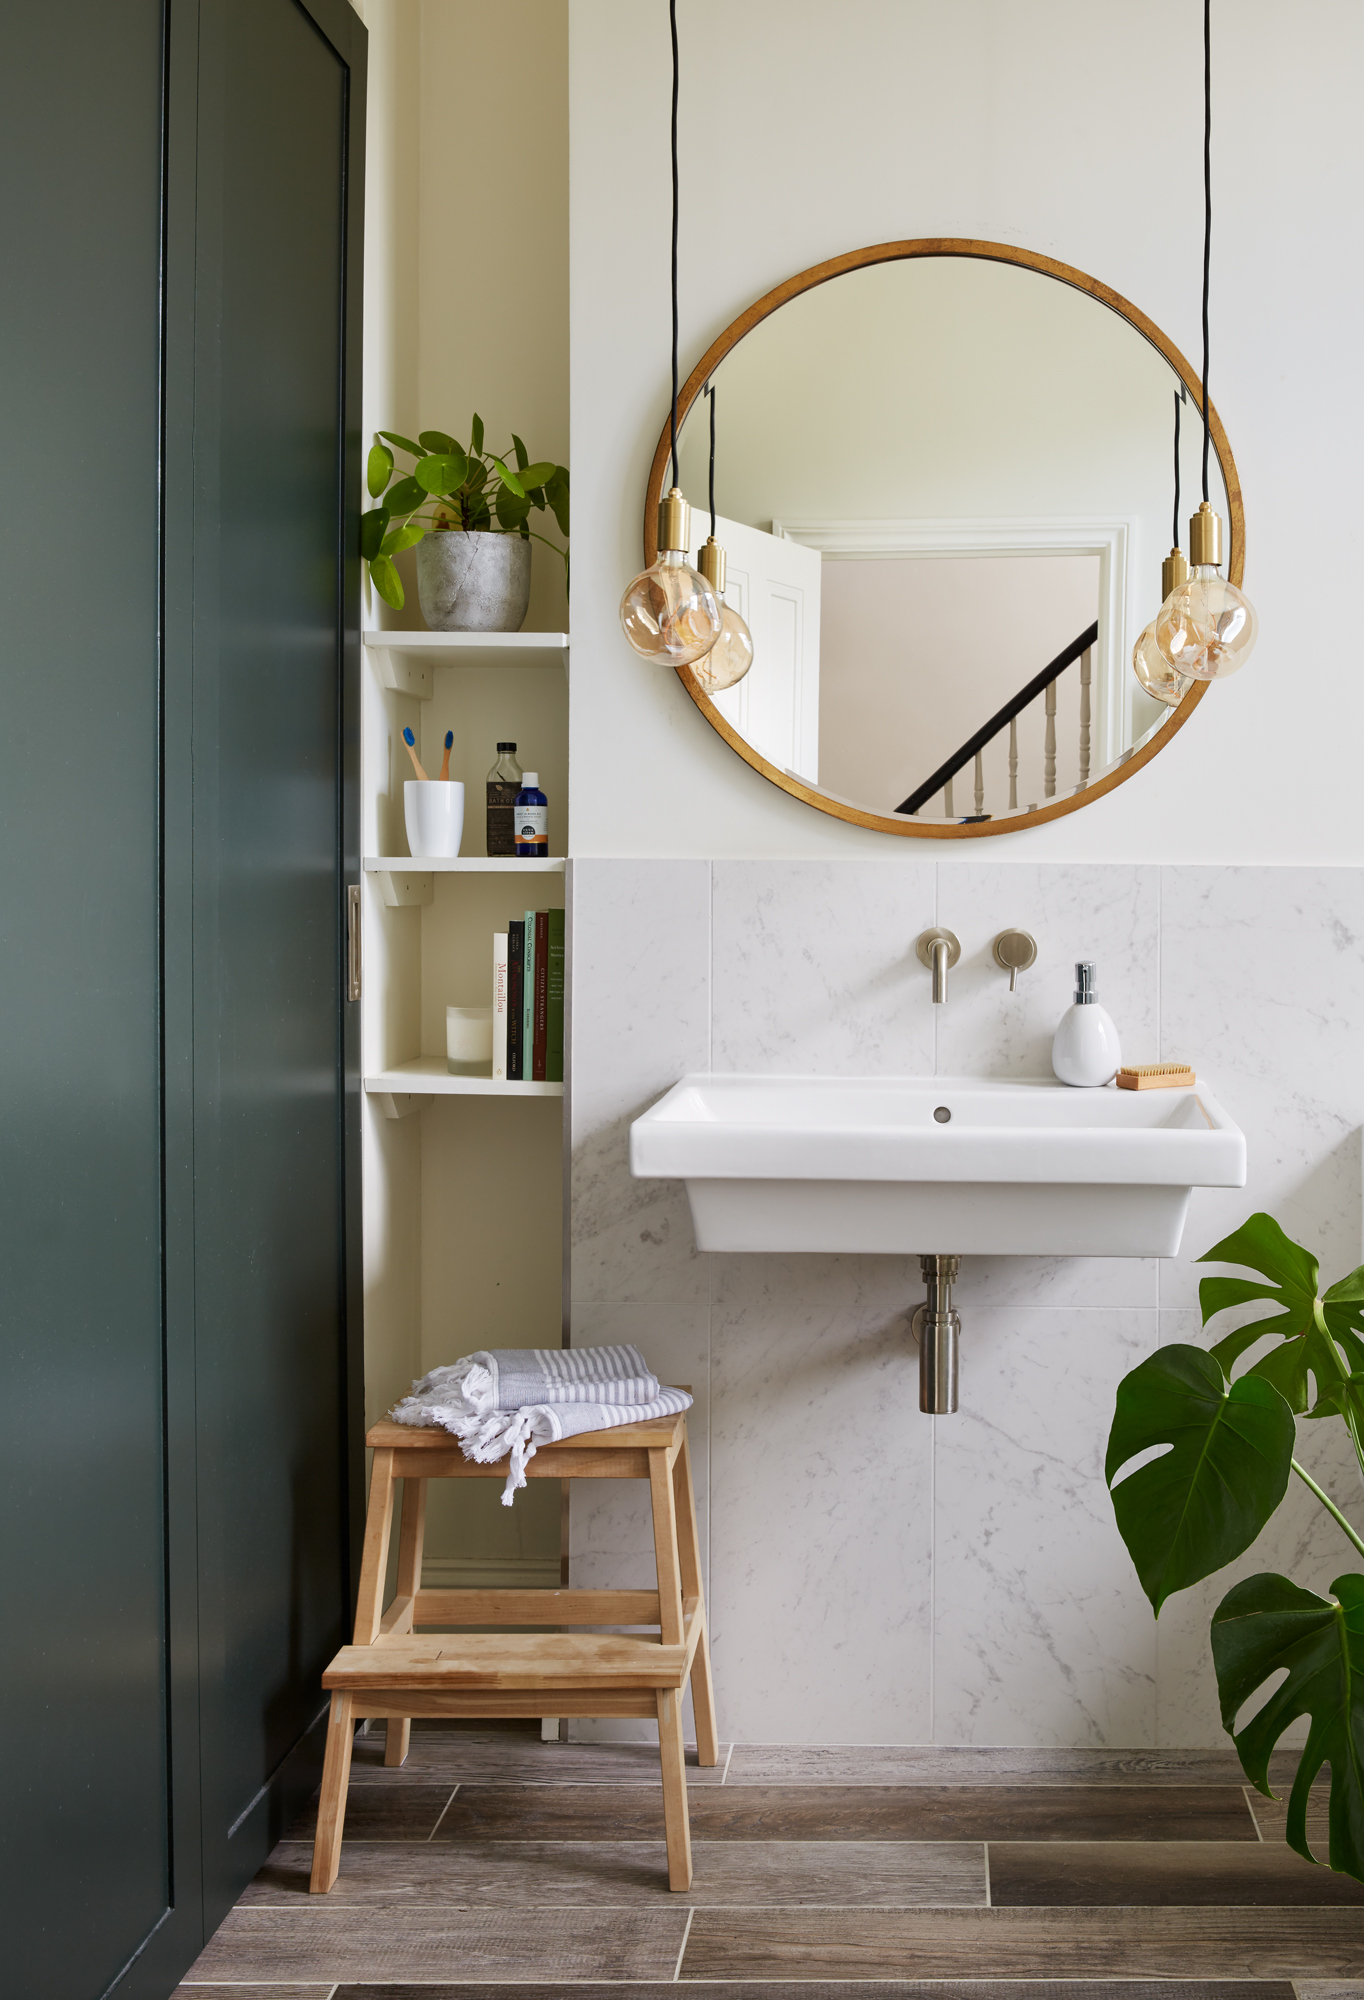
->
[[895, 620, 1098, 819]]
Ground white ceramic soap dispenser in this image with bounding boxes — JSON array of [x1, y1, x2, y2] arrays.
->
[[1052, 961, 1122, 1087]]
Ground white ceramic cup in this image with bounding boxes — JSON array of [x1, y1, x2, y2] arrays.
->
[[404, 779, 464, 859], [447, 1005, 494, 1075]]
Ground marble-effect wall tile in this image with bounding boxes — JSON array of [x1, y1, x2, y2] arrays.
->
[[709, 1253, 932, 1745], [1160, 867, 1364, 1308], [933, 862, 1159, 1080], [711, 860, 936, 1076], [569, 860, 711, 1304], [566, 858, 1364, 1751], [933, 1307, 1159, 1748]]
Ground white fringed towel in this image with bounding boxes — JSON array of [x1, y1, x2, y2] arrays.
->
[[390, 1346, 691, 1503]]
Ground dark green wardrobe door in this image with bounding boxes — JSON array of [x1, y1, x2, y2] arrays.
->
[[184, 0, 366, 1929], [0, 4, 173, 1996]]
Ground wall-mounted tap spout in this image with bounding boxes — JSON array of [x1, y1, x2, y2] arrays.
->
[[916, 928, 961, 1004]]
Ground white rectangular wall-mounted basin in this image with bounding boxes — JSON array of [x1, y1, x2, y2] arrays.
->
[[630, 1074, 1246, 1258]]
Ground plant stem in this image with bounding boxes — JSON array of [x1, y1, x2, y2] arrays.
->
[[1291, 1457, 1364, 1560]]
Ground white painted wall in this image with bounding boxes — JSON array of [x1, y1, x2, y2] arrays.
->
[[569, 0, 1364, 863]]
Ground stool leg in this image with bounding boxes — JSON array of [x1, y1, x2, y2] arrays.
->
[[674, 1433, 719, 1767], [648, 1447, 685, 1646], [385, 1477, 427, 1768], [656, 1686, 693, 1891], [310, 1691, 355, 1894], [353, 1448, 398, 1645]]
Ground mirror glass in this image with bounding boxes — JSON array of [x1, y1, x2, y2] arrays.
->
[[673, 253, 1232, 825]]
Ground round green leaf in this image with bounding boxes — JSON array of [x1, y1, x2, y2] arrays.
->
[[378, 429, 422, 456], [416, 451, 469, 496], [494, 486, 531, 532], [418, 429, 457, 454], [359, 506, 389, 561], [366, 442, 394, 499], [1106, 1344, 1294, 1612], [489, 455, 526, 499], [384, 475, 427, 517], [369, 553, 404, 609], [380, 522, 425, 558]]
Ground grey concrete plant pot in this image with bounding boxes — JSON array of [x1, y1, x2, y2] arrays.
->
[[415, 530, 531, 632]]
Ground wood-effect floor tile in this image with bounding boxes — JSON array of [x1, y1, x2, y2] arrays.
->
[[176, 1988, 334, 1996], [727, 1745, 1303, 1787], [429, 1782, 1255, 1843], [183, 1906, 689, 1984], [1295, 1985, 1364, 1998], [989, 1840, 1364, 1905], [242, 1837, 985, 1907], [1246, 1784, 1332, 1849], [679, 1907, 1364, 1980], [283, 1783, 454, 1840], [327, 1984, 1296, 2000], [347, 1722, 729, 1787]]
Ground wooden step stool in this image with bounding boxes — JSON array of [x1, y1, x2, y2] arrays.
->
[[310, 1406, 717, 1893]]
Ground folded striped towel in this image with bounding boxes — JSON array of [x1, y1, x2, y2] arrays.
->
[[390, 1346, 691, 1504]]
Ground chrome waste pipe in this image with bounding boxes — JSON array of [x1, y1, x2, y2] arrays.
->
[[912, 1253, 960, 1413]]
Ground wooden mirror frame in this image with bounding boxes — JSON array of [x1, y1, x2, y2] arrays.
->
[[644, 238, 1246, 840]]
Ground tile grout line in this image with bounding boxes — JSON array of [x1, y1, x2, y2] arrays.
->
[[672, 1903, 694, 1979], [929, 792, 938, 1757], [705, 858, 713, 1680], [1152, 860, 1160, 1752], [426, 1782, 460, 1840]]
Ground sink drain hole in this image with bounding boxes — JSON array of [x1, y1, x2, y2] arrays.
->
[[933, 1105, 951, 1123]]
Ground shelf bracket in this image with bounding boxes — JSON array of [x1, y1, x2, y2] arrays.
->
[[377, 869, 434, 908], [375, 1091, 421, 1121], [373, 646, 433, 700]]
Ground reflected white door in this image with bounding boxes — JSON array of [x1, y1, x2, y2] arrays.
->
[[689, 514, 822, 782]]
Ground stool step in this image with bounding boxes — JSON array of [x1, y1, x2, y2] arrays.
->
[[323, 1616, 700, 1693]]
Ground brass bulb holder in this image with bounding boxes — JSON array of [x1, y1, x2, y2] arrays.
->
[[657, 486, 691, 557], [697, 535, 726, 595], [1188, 500, 1223, 568], [1161, 546, 1190, 601]]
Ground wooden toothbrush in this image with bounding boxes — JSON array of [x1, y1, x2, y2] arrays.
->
[[401, 726, 428, 781], [438, 730, 453, 781]]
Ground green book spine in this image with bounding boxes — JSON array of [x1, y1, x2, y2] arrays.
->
[[546, 907, 565, 1083], [522, 909, 536, 1075]]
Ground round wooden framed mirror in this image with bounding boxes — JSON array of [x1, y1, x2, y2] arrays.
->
[[643, 239, 1245, 839]]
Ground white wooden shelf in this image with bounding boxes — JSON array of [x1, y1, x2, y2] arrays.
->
[[364, 629, 570, 698], [365, 1058, 563, 1119], [363, 855, 564, 873], [364, 854, 565, 906]]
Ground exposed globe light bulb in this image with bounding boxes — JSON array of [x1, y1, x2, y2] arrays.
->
[[1132, 547, 1194, 707], [691, 534, 753, 692], [620, 488, 722, 666], [1155, 502, 1258, 681]]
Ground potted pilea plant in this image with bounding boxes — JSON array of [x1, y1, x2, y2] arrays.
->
[[1106, 1211, 1364, 1880], [361, 416, 568, 631]]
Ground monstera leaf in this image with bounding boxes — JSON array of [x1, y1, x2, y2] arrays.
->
[[1199, 1213, 1364, 1434], [1106, 1346, 1294, 1612], [1212, 1571, 1364, 1882]]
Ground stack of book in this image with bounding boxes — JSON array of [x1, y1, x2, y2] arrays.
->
[[492, 910, 564, 1083]]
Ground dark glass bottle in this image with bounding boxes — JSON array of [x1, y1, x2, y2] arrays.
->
[[485, 742, 522, 856]]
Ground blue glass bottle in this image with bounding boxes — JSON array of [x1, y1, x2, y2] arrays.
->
[[514, 770, 548, 858]]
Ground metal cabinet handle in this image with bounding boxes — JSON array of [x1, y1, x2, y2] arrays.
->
[[347, 883, 361, 1002]]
